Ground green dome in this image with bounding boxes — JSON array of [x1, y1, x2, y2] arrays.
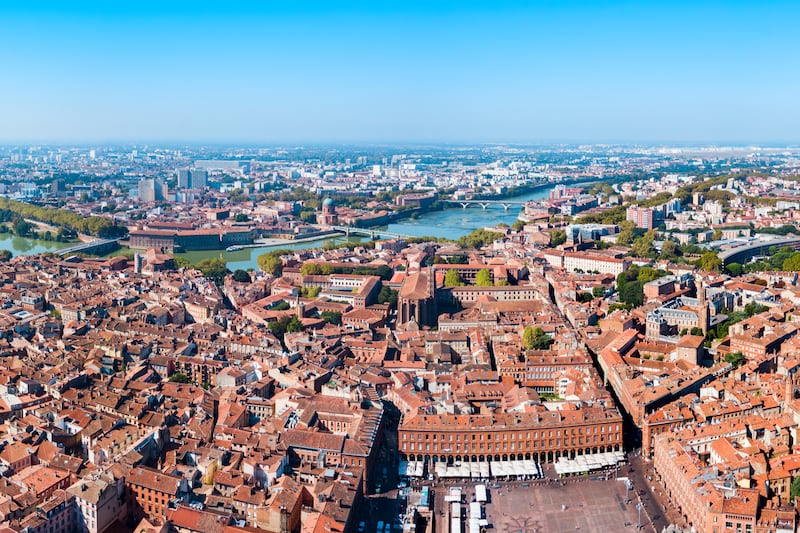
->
[[322, 197, 334, 207]]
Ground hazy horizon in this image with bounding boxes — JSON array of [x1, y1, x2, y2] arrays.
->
[[2, 1, 799, 144]]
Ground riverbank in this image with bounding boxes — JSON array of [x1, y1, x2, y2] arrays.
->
[[240, 231, 346, 249], [4, 178, 605, 267], [351, 176, 600, 232], [373, 182, 576, 240], [469, 177, 590, 201]]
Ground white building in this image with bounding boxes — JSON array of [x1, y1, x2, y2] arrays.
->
[[68, 472, 126, 533]]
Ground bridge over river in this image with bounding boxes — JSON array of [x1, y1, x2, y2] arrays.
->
[[328, 225, 415, 240], [56, 238, 122, 257], [440, 199, 528, 211]]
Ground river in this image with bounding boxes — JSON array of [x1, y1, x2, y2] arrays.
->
[[173, 184, 557, 270], [3, 184, 559, 269], [175, 235, 369, 272], [0, 233, 74, 256], [378, 185, 554, 240]]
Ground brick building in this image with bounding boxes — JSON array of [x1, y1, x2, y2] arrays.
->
[[399, 407, 623, 465]]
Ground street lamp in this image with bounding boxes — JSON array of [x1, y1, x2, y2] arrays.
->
[[625, 480, 632, 504], [636, 502, 644, 530]]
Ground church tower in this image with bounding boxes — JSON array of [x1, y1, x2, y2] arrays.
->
[[785, 372, 797, 411], [697, 278, 710, 335]]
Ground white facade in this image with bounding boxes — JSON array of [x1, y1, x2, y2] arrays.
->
[[68, 473, 126, 533]]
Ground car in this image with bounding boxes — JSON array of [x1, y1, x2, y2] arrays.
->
[[384, 524, 391, 533], [358, 522, 365, 533]]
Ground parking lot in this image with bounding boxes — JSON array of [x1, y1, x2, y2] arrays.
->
[[433, 478, 655, 533]]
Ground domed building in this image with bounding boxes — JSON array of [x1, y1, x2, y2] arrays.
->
[[317, 196, 338, 225]]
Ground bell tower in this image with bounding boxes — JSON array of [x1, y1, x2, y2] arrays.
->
[[697, 278, 710, 335]]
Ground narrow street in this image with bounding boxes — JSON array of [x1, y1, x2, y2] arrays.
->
[[627, 451, 687, 531]]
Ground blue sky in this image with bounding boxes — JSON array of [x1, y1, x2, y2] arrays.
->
[[0, 1, 798, 144]]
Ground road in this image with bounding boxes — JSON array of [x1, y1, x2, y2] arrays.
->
[[627, 450, 686, 531], [362, 402, 403, 533]]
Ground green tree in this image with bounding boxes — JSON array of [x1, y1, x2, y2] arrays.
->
[[523, 326, 541, 350], [660, 240, 678, 261], [0, 250, 11, 262], [744, 302, 769, 316], [320, 311, 342, 325], [783, 254, 800, 272], [372, 264, 392, 279], [302, 263, 335, 275], [457, 229, 504, 249], [577, 292, 593, 303], [301, 263, 323, 275], [637, 267, 663, 283], [257, 252, 284, 276], [475, 269, 493, 287], [234, 213, 249, 222], [444, 269, 465, 287], [791, 476, 800, 501], [619, 281, 644, 307], [168, 372, 191, 383], [286, 315, 304, 332], [690, 327, 704, 336], [195, 257, 229, 283], [12, 218, 32, 237], [724, 352, 746, 369], [268, 314, 303, 339], [726, 262, 743, 277], [592, 286, 606, 298], [522, 326, 553, 350], [299, 209, 317, 223], [630, 230, 657, 258], [377, 286, 398, 308], [698, 251, 723, 273], [300, 286, 321, 298], [615, 220, 637, 245], [268, 318, 287, 338], [232, 269, 251, 283], [511, 220, 525, 232], [549, 229, 567, 247], [616, 229, 636, 246]]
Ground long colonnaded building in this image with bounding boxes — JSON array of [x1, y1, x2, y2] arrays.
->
[[398, 406, 623, 465]]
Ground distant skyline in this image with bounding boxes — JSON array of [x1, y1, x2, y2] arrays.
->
[[1, 1, 799, 144]]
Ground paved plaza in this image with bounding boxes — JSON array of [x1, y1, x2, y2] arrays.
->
[[435, 478, 655, 533]]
